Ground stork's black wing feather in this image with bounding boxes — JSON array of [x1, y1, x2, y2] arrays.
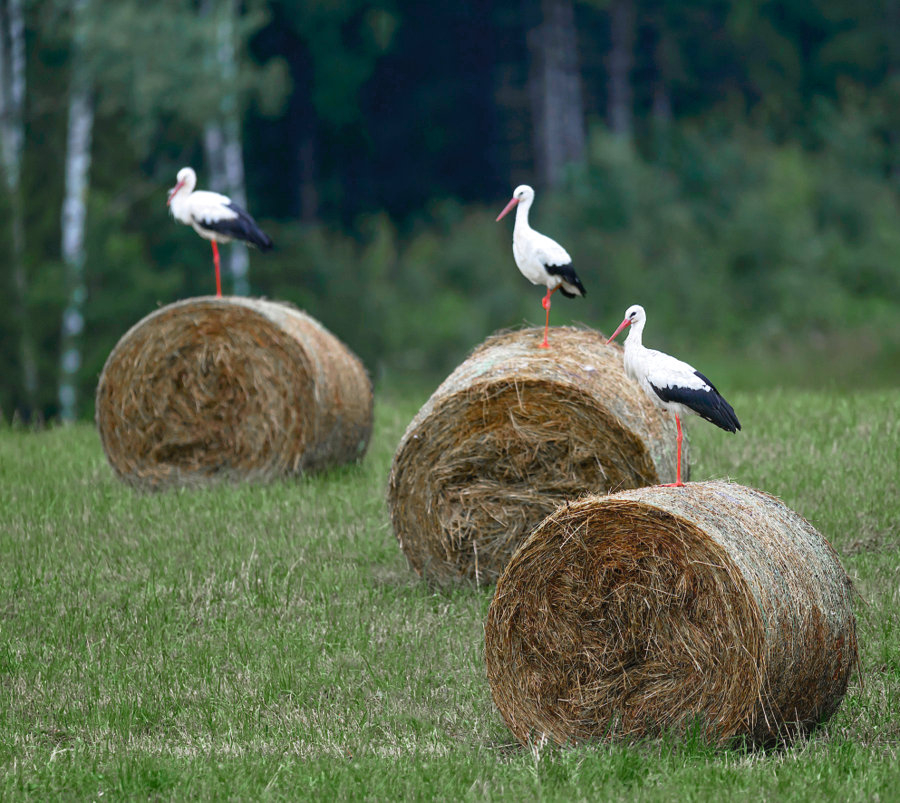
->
[[649, 372, 741, 432], [544, 263, 586, 297], [194, 202, 273, 251]]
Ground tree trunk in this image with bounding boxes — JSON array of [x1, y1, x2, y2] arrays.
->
[[298, 132, 318, 222], [221, 116, 249, 296], [527, 0, 586, 187], [58, 0, 94, 423], [203, 120, 227, 193], [0, 0, 36, 418], [607, 0, 635, 138], [202, 1, 249, 296]]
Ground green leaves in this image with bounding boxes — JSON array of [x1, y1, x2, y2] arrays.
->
[[82, 0, 287, 150]]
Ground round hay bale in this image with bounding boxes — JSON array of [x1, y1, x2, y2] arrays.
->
[[96, 296, 372, 489], [485, 480, 858, 747], [387, 326, 686, 587]]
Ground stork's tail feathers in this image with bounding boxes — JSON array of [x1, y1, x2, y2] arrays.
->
[[706, 396, 741, 433], [717, 398, 741, 433], [251, 230, 273, 252], [219, 201, 273, 251], [545, 263, 586, 298], [650, 371, 741, 434], [558, 278, 586, 299], [691, 371, 741, 433]]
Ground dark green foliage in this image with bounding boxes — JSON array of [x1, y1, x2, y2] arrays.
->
[[251, 126, 900, 387], [3, 0, 900, 421]]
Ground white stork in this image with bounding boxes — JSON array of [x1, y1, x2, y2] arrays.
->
[[496, 184, 586, 348], [167, 166, 272, 297], [607, 304, 741, 487]]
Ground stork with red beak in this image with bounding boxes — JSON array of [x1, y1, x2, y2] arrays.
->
[[607, 304, 741, 487], [167, 166, 272, 297], [496, 184, 586, 348]]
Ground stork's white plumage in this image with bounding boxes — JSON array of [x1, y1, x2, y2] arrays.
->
[[167, 166, 272, 296], [607, 304, 740, 487], [496, 184, 586, 348]]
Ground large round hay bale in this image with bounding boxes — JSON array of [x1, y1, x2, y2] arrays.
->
[[387, 326, 686, 587], [96, 296, 372, 489], [485, 480, 857, 747]]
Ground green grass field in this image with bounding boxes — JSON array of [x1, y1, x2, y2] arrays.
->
[[1, 389, 899, 801]]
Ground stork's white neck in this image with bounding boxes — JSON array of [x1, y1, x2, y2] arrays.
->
[[624, 317, 645, 351], [513, 195, 534, 233], [620, 316, 647, 384]]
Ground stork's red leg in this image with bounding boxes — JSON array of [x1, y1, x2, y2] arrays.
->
[[539, 287, 557, 349], [663, 415, 685, 487], [211, 241, 222, 297]]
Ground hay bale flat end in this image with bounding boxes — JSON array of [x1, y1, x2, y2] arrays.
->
[[485, 480, 857, 746], [388, 326, 686, 587], [96, 296, 372, 489]]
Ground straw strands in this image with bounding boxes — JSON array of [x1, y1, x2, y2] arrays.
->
[[96, 296, 372, 490], [388, 326, 686, 587], [484, 480, 858, 747]]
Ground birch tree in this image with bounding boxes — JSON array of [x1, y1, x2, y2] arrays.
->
[[203, 0, 250, 296], [0, 0, 36, 417], [58, 0, 94, 422]]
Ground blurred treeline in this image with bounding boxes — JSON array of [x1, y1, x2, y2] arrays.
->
[[2, 0, 900, 422]]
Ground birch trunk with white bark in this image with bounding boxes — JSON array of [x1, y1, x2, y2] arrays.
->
[[0, 0, 37, 417], [58, 0, 93, 422], [202, 1, 249, 296]]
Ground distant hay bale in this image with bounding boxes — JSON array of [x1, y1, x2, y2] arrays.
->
[[485, 480, 858, 747], [387, 326, 686, 587], [96, 296, 372, 490]]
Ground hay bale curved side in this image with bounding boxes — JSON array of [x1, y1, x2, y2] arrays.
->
[[96, 296, 372, 489], [387, 326, 687, 587], [484, 480, 857, 746]]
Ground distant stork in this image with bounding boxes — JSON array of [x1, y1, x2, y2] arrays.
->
[[607, 304, 741, 487], [496, 184, 586, 348], [167, 166, 272, 297]]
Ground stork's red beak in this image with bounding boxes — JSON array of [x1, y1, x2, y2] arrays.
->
[[167, 179, 185, 206], [607, 318, 631, 344], [496, 197, 519, 222]]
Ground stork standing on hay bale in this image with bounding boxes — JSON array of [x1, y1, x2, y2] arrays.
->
[[167, 166, 273, 297], [496, 185, 586, 349], [607, 304, 740, 487]]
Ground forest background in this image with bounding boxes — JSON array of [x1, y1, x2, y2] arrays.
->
[[2, 0, 900, 423]]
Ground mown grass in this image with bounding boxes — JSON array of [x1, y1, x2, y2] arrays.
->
[[1, 388, 898, 801]]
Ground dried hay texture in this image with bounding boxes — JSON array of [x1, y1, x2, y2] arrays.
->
[[96, 296, 372, 490], [485, 480, 858, 747], [388, 326, 687, 588]]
